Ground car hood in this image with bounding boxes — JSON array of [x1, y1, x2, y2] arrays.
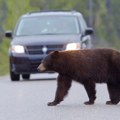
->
[[11, 34, 81, 46]]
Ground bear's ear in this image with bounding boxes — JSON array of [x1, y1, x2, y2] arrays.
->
[[51, 51, 59, 58]]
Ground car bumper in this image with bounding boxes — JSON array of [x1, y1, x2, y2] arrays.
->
[[10, 55, 44, 74]]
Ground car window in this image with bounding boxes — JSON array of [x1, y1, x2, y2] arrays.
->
[[15, 16, 81, 36], [78, 15, 87, 33]]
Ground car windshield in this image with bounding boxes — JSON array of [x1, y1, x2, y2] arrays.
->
[[15, 16, 80, 36]]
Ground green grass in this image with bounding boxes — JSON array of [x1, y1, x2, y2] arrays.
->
[[0, 39, 10, 76]]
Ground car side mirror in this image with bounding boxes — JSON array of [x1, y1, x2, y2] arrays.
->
[[5, 31, 12, 38], [84, 28, 94, 36]]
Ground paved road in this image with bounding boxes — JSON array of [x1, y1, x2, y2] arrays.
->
[[0, 74, 120, 120]]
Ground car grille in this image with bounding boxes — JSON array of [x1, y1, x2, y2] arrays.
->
[[26, 45, 64, 55]]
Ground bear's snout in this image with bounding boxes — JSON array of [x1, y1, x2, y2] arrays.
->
[[37, 63, 46, 72]]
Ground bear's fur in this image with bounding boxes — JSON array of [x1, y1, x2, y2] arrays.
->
[[37, 48, 120, 106]]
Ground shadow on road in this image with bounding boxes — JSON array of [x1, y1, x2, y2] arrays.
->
[[23, 77, 57, 82]]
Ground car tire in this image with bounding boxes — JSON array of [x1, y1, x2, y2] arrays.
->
[[22, 74, 30, 80], [10, 71, 20, 81]]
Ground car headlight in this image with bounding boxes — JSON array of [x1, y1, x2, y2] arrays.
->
[[66, 43, 80, 50], [11, 45, 25, 53]]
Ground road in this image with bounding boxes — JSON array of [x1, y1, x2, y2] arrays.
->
[[0, 73, 120, 120]]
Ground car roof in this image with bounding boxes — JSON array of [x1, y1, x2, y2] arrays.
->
[[21, 10, 83, 18]]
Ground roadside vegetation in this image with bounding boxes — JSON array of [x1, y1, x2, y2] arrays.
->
[[0, 0, 120, 75]]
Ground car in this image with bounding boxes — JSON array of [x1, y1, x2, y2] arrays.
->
[[5, 10, 93, 81]]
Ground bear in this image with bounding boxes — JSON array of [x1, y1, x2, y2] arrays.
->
[[37, 48, 120, 106]]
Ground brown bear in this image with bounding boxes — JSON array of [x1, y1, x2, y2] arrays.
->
[[37, 48, 120, 106]]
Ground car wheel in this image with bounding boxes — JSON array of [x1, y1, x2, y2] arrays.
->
[[22, 74, 30, 80], [10, 71, 20, 81]]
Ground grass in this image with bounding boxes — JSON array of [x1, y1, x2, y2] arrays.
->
[[0, 39, 10, 76]]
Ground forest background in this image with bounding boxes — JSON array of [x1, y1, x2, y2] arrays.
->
[[0, 0, 120, 75]]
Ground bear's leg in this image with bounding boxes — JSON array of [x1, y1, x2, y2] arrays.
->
[[106, 83, 120, 105], [83, 82, 96, 105], [48, 75, 72, 106]]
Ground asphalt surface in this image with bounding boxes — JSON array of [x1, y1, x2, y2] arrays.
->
[[0, 73, 120, 120]]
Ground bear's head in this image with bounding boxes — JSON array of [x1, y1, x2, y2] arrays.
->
[[37, 51, 60, 72]]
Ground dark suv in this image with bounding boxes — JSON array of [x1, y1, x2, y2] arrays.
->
[[5, 10, 93, 81]]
